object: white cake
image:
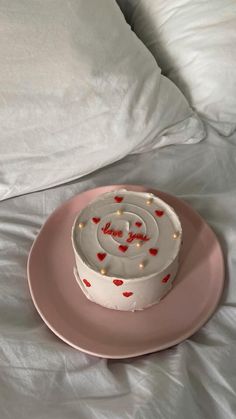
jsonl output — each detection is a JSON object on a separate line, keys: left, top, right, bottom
{"left": 71, "top": 190, "right": 182, "bottom": 311}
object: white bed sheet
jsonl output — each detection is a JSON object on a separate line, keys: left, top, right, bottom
{"left": 0, "top": 125, "right": 236, "bottom": 419}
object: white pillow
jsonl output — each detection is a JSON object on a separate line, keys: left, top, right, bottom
{"left": 118, "top": 0, "right": 236, "bottom": 135}
{"left": 0, "top": 0, "right": 204, "bottom": 200}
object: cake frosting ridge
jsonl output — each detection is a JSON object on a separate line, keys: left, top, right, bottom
{"left": 71, "top": 189, "right": 182, "bottom": 311}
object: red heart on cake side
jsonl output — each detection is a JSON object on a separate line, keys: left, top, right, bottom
{"left": 155, "top": 210, "right": 164, "bottom": 217}
{"left": 113, "top": 279, "right": 124, "bottom": 287}
{"left": 97, "top": 252, "right": 107, "bottom": 261}
{"left": 83, "top": 279, "right": 91, "bottom": 287}
{"left": 162, "top": 274, "right": 171, "bottom": 283}
{"left": 149, "top": 248, "right": 158, "bottom": 256}
{"left": 135, "top": 221, "right": 142, "bottom": 228}
{"left": 114, "top": 196, "right": 123, "bottom": 203}
{"left": 118, "top": 245, "right": 128, "bottom": 253}
{"left": 123, "top": 291, "right": 133, "bottom": 298}
{"left": 92, "top": 217, "right": 100, "bottom": 224}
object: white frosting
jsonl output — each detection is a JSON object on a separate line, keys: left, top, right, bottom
{"left": 71, "top": 190, "right": 182, "bottom": 311}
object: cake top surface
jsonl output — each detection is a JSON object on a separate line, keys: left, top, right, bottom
{"left": 72, "top": 190, "right": 182, "bottom": 279}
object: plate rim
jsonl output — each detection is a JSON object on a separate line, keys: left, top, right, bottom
{"left": 27, "top": 184, "right": 225, "bottom": 358}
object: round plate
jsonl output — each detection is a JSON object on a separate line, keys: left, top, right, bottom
{"left": 27, "top": 185, "right": 224, "bottom": 359}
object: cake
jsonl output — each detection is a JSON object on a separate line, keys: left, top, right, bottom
{"left": 71, "top": 189, "right": 182, "bottom": 311}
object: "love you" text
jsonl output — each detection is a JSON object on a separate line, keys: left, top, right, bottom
{"left": 101, "top": 222, "right": 150, "bottom": 243}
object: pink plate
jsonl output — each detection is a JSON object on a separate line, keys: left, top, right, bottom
{"left": 27, "top": 185, "right": 224, "bottom": 359}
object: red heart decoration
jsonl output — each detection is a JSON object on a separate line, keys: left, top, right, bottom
{"left": 97, "top": 253, "right": 107, "bottom": 261}
{"left": 118, "top": 245, "right": 128, "bottom": 253}
{"left": 135, "top": 221, "right": 142, "bottom": 228}
{"left": 113, "top": 279, "right": 124, "bottom": 287}
{"left": 123, "top": 291, "right": 133, "bottom": 298}
{"left": 162, "top": 274, "right": 171, "bottom": 283}
{"left": 83, "top": 279, "right": 91, "bottom": 287}
{"left": 92, "top": 217, "right": 100, "bottom": 224}
{"left": 149, "top": 248, "right": 158, "bottom": 256}
{"left": 155, "top": 210, "right": 164, "bottom": 217}
{"left": 114, "top": 196, "right": 123, "bottom": 203}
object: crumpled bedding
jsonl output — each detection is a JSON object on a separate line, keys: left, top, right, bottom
{"left": 1, "top": 125, "right": 236, "bottom": 419}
